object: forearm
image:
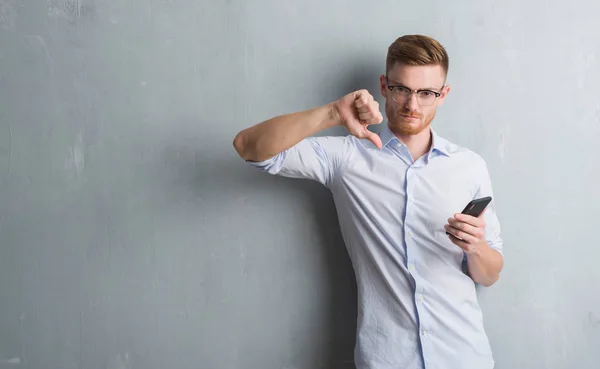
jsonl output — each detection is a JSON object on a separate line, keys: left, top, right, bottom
{"left": 465, "top": 243, "right": 503, "bottom": 286}
{"left": 466, "top": 242, "right": 504, "bottom": 287}
{"left": 233, "top": 103, "right": 340, "bottom": 162}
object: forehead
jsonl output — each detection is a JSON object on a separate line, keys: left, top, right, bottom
{"left": 387, "top": 63, "right": 446, "bottom": 88}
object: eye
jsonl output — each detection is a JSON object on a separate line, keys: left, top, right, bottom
{"left": 418, "top": 90, "right": 435, "bottom": 98}
{"left": 393, "top": 86, "right": 411, "bottom": 94}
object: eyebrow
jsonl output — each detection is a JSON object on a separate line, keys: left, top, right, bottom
{"left": 387, "top": 80, "right": 442, "bottom": 91}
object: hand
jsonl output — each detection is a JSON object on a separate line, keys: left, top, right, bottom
{"left": 333, "top": 90, "right": 384, "bottom": 149}
{"left": 444, "top": 211, "right": 487, "bottom": 254}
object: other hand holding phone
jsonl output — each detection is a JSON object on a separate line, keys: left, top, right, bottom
{"left": 444, "top": 197, "right": 491, "bottom": 254}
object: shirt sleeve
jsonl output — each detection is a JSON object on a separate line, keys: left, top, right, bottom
{"left": 474, "top": 160, "right": 504, "bottom": 256}
{"left": 246, "top": 136, "right": 350, "bottom": 188}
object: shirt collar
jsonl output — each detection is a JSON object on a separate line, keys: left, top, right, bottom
{"left": 379, "top": 124, "right": 454, "bottom": 157}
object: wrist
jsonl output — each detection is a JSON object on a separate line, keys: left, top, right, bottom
{"left": 467, "top": 240, "right": 488, "bottom": 256}
{"left": 324, "top": 102, "right": 343, "bottom": 129}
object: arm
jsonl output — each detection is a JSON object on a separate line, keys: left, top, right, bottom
{"left": 445, "top": 160, "right": 504, "bottom": 287}
{"left": 233, "top": 103, "right": 340, "bottom": 162}
{"left": 233, "top": 90, "right": 383, "bottom": 162}
{"left": 464, "top": 238, "right": 504, "bottom": 287}
{"left": 445, "top": 212, "right": 504, "bottom": 287}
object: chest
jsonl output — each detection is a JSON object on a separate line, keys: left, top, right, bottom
{"left": 334, "top": 151, "right": 480, "bottom": 231}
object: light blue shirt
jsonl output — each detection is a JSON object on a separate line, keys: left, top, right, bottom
{"left": 247, "top": 124, "right": 503, "bottom": 369}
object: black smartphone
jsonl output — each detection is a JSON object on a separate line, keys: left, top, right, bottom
{"left": 446, "top": 196, "right": 492, "bottom": 235}
{"left": 460, "top": 196, "right": 492, "bottom": 217}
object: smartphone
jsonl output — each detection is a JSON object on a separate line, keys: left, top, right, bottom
{"left": 446, "top": 196, "right": 492, "bottom": 235}
{"left": 460, "top": 196, "right": 492, "bottom": 217}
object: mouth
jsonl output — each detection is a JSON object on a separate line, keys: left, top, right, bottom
{"left": 400, "top": 114, "right": 420, "bottom": 121}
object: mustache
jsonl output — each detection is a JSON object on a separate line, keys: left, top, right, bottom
{"left": 397, "top": 111, "right": 422, "bottom": 119}
{"left": 386, "top": 102, "right": 423, "bottom": 119}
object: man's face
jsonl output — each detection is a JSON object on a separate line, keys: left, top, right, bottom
{"left": 379, "top": 63, "right": 450, "bottom": 136}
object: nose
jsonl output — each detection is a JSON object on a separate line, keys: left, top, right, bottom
{"left": 404, "top": 91, "right": 420, "bottom": 112}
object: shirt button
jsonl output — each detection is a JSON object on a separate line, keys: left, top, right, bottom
{"left": 419, "top": 294, "right": 424, "bottom": 302}
{"left": 422, "top": 329, "right": 428, "bottom": 336}
{"left": 408, "top": 231, "right": 413, "bottom": 237}
{"left": 396, "top": 143, "right": 402, "bottom": 148}
{"left": 408, "top": 264, "right": 415, "bottom": 272}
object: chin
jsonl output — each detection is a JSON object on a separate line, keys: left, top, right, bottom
{"left": 390, "top": 121, "right": 430, "bottom": 136}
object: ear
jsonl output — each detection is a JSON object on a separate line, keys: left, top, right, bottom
{"left": 379, "top": 74, "right": 388, "bottom": 98}
{"left": 437, "top": 84, "right": 451, "bottom": 106}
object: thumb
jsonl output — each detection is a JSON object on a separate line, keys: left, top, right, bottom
{"left": 365, "top": 130, "right": 383, "bottom": 150}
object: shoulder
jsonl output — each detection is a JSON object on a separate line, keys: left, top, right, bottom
{"left": 437, "top": 135, "right": 490, "bottom": 179}
{"left": 301, "top": 134, "right": 358, "bottom": 155}
{"left": 305, "top": 134, "right": 382, "bottom": 155}
{"left": 306, "top": 135, "right": 353, "bottom": 145}
{"left": 440, "top": 135, "right": 487, "bottom": 165}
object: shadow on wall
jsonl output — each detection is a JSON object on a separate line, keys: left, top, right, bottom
{"left": 157, "top": 126, "right": 355, "bottom": 369}
{"left": 156, "top": 63, "right": 379, "bottom": 368}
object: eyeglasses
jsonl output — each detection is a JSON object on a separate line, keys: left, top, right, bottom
{"left": 385, "top": 76, "right": 443, "bottom": 106}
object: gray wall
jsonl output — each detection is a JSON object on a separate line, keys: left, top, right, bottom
{"left": 1, "top": 1, "right": 599, "bottom": 368}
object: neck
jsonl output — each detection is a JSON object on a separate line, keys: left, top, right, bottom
{"left": 393, "top": 126, "right": 432, "bottom": 161}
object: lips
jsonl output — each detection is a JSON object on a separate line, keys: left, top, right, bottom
{"left": 400, "top": 114, "right": 420, "bottom": 120}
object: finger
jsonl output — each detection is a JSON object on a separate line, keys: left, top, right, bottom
{"left": 454, "top": 213, "right": 485, "bottom": 228}
{"left": 447, "top": 218, "right": 480, "bottom": 238}
{"left": 354, "top": 91, "right": 371, "bottom": 110}
{"left": 359, "top": 111, "right": 383, "bottom": 125}
{"left": 356, "top": 100, "right": 374, "bottom": 115}
{"left": 445, "top": 224, "right": 478, "bottom": 244}
{"left": 371, "top": 111, "right": 383, "bottom": 124}
{"left": 449, "top": 234, "right": 471, "bottom": 252}
{"left": 358, "top": 112, "right": 373, "bottom": 121}
{"left": 357, "top": 99, "right": 379, "bottom": 114}
{"left": 449, "top": 221, "right": 485, "bottom": 241}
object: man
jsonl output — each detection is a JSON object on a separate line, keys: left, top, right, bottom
{"left": 233, "top": 34, "right": 504, "bottom": 369}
